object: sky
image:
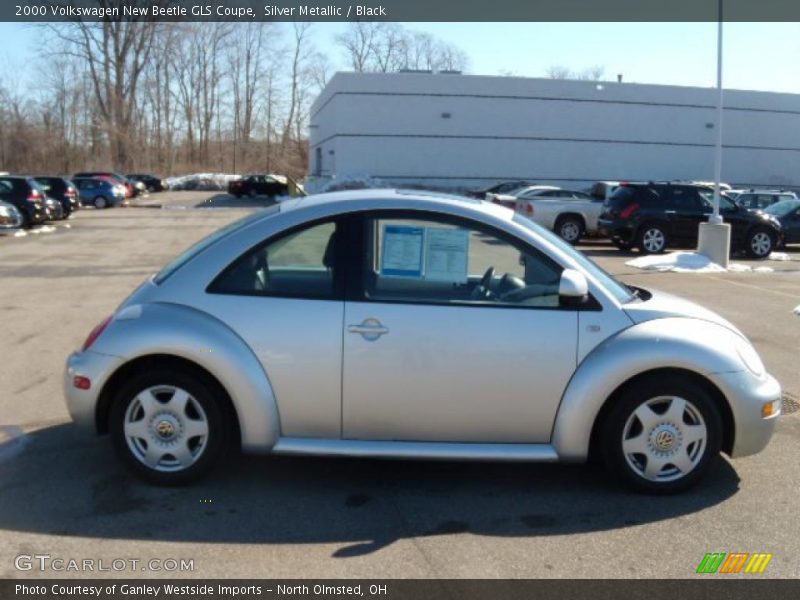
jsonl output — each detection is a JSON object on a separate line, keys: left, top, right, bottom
{"left": 1, "top": 22, "right": 799, "bottom": 94}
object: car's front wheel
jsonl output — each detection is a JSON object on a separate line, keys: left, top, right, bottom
{"left": 109, "top": 368, "right": 229, "bottom": 485}
{"left": 94, "top": 196, "right": 108, "bottom": 209}
{"left": 601, "top": 376, "right": 722, "bottom": 493}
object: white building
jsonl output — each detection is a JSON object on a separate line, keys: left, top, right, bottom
{"left": 309, "top": 72, "right": 800, "bottom": 191}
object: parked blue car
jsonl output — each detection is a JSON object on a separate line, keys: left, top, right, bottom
{"left": 72, "top": 177, "right": 126, "bottom": 209}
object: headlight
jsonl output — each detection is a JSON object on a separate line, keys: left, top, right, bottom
{"left": 735, "top": 338, "right": 765, "bottom": 377}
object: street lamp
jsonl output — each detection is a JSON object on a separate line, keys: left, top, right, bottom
{"left": 697, "top": 0, "right": 732, "bottom": 267}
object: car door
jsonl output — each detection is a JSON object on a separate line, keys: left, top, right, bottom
{"left": 341, "top": 212, "right": 579, "bottom": 444}
{"left": 665, "top": 186, "right": 706, "bottom": 242}
{"left": 784, "top": 207, "right": 800, "bottom": 243}
{"left": 205, "top": 217, "right": 347, "bottom": 438}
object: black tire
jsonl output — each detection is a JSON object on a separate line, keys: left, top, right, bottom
{"left": 109, "top": 367, "right": 230, "bottom": 485}
{"left": 637, "top": 223, "right": 669, "bottom": 254}
{"left": 600, "top": 375, "right": 723, "bottom": 494}
{"left": 745, "top": 228, "right": 775, "bottom": 259}
{"left": 555, "top": 215, "right": 584, "bottom": 244}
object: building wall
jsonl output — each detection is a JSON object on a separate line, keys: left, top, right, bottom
{"left": 309, "top": 72, "right": 800, "bottom": 190}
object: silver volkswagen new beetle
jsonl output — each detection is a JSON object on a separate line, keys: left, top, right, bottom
{"left": 64, "top": 190, "right": 781, "bottom": 493}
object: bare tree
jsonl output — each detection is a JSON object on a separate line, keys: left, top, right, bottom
{"left": 546, "top": 65, "right": 573, "bottom": 80}
{"left": 45, "top": 1, "right": 159, "bottom": 170}
{"left": 335, "top": 22, "right": 378, "bottom": 72}
{"left": 546, "top": 65, "right": 606, "bottom": 81}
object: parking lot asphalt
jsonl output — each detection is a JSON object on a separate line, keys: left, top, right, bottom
{"left": 1, "top": 192, "right": 799, "bottom": 579}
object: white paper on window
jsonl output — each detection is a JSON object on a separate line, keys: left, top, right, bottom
{"left": 424, "top": 227, "right": 469, "bottom": 283}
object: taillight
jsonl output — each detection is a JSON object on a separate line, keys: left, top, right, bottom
{"left": 27, "top": 190, "right": 42, "bottom": 203}
{"left": 82, "top": 315, "right": 113, "bottom": 351}
{"left": 66, "top": 188, "right": 76, "bottom": 197}
{"left": 620, "top": 203, "right": 640, "bottom": 219}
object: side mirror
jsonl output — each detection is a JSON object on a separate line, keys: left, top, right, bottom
{"left": 559, "top": 268, "right": 589, "bottom": 299}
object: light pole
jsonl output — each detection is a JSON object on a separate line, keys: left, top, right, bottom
{"left": 710, "top": 0, "right": 724, "bottom": 225}
{"left": 697, "top": 0, "right": 732, "bottom": 267}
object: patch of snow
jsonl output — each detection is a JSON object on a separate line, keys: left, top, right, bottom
{"left": 767, "top": 252, "right": 792, "bottom": 261}
{"left": 304, "top": 174, "right": 387, "bottom": 194}
{"left": 164, "top": 173, "right": 241, "bottom": 191}
{"left": 13, "top": 230, "right": 27, "bottom": 237}
{"left": 794, "top": 305, "right": 800, "bottom": 315}
{"left": 626, "top": 252, "right": 727, "bottom": 273}
{"left": 626, "top": 251, "right": 775, "bottom": 273}
{"left": 30, "top": 225, "right": 56, "bottom": 234}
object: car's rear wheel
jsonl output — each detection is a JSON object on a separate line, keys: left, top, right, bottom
{"left": 94, "top": 196, "right": 108, "bottom": 209}
{"left": 746, "top": 228, "right": 775, "bottom": 259}
{"left": 555, "top": 216, "right": 584, "bottom": 244}
{"left": 637, "top": 223, "right": 668, "bottom": 254}
{"left": 601, "top": 376, "right": 722, "bottom": 493}
{"left": 109, "top": 368, "right": 229, "bottom": 485}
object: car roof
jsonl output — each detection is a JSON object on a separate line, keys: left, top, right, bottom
{"left": 278, "top": 188, "right": 510, "bottom": 220}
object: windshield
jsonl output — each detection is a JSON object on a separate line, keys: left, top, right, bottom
{"left": 513, "top": 213, "right": 634, "bottom": 303}
{"left": 153, "top": 206, "right": 280, "bottom": 284}
{"left": 765, "top": 198, "right": 800, "bottom": 217}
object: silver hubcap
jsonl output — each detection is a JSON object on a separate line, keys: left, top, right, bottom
{"left": 750, "top": 232, "right": 771, "bottom": 256}
{"left": 95, "top": 197, "right": 106, "bottom": 208}
{"left": 560, "top": 221, "right": 580, "bottom": 242}
{"left": 622, "top": 396, "right": 707, "bottom": 482}
{"left": 642, "top": 228, "right": 665, "bottom": 252}
{"left": 123, "top": 385, "right": 209, "bottom": 472}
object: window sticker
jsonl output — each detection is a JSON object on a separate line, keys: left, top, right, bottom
{"left": 381, "top": 225, "right": 424, "bottom": 277}
{"left": 424, "top": 227, "right": 469, "bottom": 283}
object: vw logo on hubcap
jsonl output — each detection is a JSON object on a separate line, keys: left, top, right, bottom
{"left": 654, "top": 429, "right": 675, "bottom": 451}
{"left": 155, "top": 419, "right": 176, "bottom": 440}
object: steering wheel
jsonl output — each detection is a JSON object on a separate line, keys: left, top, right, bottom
{"left": 471, "top": 266, "right": 495, "bottom": 300}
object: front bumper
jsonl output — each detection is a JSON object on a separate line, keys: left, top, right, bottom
{"left": 64, "top": 350, "right": 123, "bottom": 431}
{"left": 708, "top": 370, "right": 781, "bottom": 458}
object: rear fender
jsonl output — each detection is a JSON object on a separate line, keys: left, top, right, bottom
{"left": 93, "top": 302, "right": 280, "bottom": 452}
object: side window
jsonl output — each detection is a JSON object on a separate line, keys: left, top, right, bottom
{"left": 668, "top": 188, "right": 702, "bottom": 210}
{"left": 363, "top": 216, "right": 563, "bottom": 308}
{"left": 211, "top": 220, "right": 339, "bottom": 298}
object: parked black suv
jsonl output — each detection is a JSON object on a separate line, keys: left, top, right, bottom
{"left": 598, "top": 182, "right": 783, "bottom": 258}
{"left": 34, "top": 176, "right": 80, "bottom": 217}
{"left": 0, "top": 176, "right": 47, "bottom": 228}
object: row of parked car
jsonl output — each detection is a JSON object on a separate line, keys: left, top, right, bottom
{"left": 468, "top": 180, "right": 800, "bottom": 259}
{"left": 0, "top": 172, "right": 165, "bottom": 230}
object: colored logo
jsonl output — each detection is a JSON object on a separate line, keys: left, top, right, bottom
{"left": 696, "top": 552, "right": 772, "bottom": 574}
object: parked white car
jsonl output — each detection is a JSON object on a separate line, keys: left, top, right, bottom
{"left": 487, "top": 185, "right": 559, "bottom": 210}
{"left": 515, "top": 189, "right": 604, "bottom": 243}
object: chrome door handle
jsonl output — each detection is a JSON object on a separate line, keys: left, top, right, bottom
{"left": 347, "top": 318, "right": 389, "bottom": 341}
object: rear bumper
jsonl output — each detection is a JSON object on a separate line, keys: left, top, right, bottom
{"left": 707, "top": 371, "right": 781, "bottom": 459}
{"left": 597, "top": 218, "right": 634, "bottom": 243}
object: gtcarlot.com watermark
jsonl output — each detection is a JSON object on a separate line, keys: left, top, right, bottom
{"left": 14, "top": 554, "right": 194, "bottom": 573}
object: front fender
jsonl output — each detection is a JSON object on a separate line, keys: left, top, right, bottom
{"left": 92, "top": 302, "right": 280, "bottom": 453}
{"left": 552, "top": 317, "right": 746, "bottom": 461}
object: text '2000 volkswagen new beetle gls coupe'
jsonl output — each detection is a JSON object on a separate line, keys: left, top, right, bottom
{"left": 64, "top": 190, "right": 781, "bottom": 493}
